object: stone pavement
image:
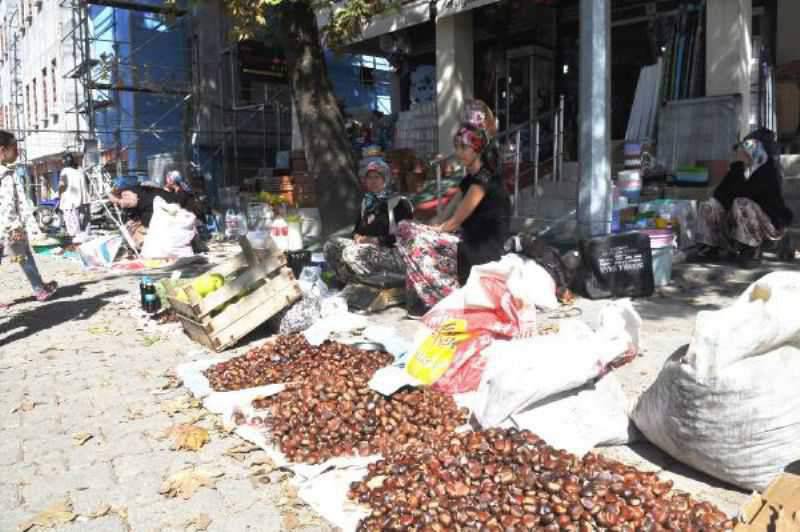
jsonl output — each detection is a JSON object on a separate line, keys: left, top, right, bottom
{"left": 0, "top": 254, "right": 334, "bottom": 532}
{"left": 1, "top": 252, "right": 795, "bottom": 531}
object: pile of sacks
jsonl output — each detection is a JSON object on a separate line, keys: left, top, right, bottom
{"left": 371, "top": 254, "right": 641, "bottom": 456}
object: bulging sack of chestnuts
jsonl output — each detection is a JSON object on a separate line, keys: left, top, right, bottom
{"left": 633, "top": 272, "right": 800, "bottom": 492}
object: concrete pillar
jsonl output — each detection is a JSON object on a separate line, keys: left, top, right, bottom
{"left": 777, "top": 0, "right": 800, "bottom": 66}
{"left": 577, "top": 0, "right": 612, "bottom": 238}
{"left": 436, "top": 12, "right": 474, "bottom": 156}
{"left": 706, "top": 0, "right": 752, "bottom": 137}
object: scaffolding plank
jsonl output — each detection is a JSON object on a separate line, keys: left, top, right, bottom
{"left": 89, "top": 82, "right": 190, "bottom": 96}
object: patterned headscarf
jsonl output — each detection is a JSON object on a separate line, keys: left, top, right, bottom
{"left": 461, "top": 100, "right": 497, "bottom": 139}
{"left": 359, "top": 156, "right": 392, "bottom": 214}
{"left": 739, "top": 139, "right": 769, "bottom": 179}
{"left": 454, "top": 123, "right": 488, "bottom": 153}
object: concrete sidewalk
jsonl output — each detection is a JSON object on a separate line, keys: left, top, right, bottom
{"left": 0, "top": 253, "right": 793, "bottom": 530}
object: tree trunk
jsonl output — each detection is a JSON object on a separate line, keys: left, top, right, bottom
{"left": 276, "top": 2, "right": 360, "bottom": 238}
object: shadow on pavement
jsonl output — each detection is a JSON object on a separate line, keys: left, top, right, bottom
{"left": 6, "top": 279, "right": 104, "bottom": 307}
{"left": 0, "top": 289, "right": 126, "bottom": 346}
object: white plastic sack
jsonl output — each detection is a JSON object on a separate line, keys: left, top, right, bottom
{"left": 474, "top": 301, "right": 641, "bottom": 428}
{"left": 141, "top": 197, "right": 196, "bottom": 259}
{"left": 632, "top": 272, "right": 800, "bottom": 492}
{"left": 464, "top": 254, "right": 558, "bottom": 311}
{"left": 511, "top": 373, "right": 633, "bottom": 456}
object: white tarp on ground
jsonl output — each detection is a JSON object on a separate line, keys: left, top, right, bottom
{"left": 177, "top": 358, "right": 374, "bottom": 531}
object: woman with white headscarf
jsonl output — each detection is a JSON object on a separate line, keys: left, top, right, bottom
{"left": 695, "top": 132, "right": 793, "bottom": 266}
{"left": 323, "top": 149, "right": 413, "bottom": 284}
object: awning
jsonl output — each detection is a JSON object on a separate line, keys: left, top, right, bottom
{"left": 317, "top": 0, "right": 431, "bottom": 45}
{"left": 435, "top": 0, "right": 499, "bottom": 20}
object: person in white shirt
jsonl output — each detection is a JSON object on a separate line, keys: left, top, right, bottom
{"left": 0, "top": 130, "right": 57, "bottom": 306}
{"left": 59, "top": 153, "right": 90, "bottom": 239}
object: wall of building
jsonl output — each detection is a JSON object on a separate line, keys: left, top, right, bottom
{"left": 0, "top": 0, "right": 86, "bottom": 162}
{"left": 776, "top": 0, "right": 800, "bottom": 66}
{"left": 706, "top": 0, "right": 752, "bottom": 137}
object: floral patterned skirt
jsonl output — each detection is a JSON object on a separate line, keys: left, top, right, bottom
{"left": 697, "top": 197, "right": 784, "bottom": 250}
{"left": 323, "top": 237, "right": 405, "bottom": 285}
{"left": 395, "top": 221, "right": 460, "bottom": 307}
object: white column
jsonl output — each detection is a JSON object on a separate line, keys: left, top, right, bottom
{"left": 706, "top": 0, "right": 752, "bottom": 137}
{"left": 777, "top": 0, "right": 800, "bottom": 66}
{"left": 436, "top": 12, "right": 474, "bottom": 156}
{"left": 577, "top": 0, "right": 611, "bottom": 238}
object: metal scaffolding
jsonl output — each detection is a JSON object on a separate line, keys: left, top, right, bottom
{"left": 59, "top": 0, "right": 192, "bottom": 177}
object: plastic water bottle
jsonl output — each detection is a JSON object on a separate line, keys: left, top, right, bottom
{"left": 225, "top": 209, "right": 242, "bottom": 240}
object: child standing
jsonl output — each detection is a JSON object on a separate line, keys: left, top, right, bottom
{"left": 0, "top": 130, "right": 57, "bottom": 305}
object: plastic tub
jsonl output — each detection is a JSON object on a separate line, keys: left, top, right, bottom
{"left": 646, "top": 230, "right": 674, "bottom": 287}
{"left": 617, "top": 170, "right": 642, "bottom": 204}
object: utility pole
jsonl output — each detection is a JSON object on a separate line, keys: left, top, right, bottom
{"left": 577, "top": 0, "right": 612, "bottom": 238}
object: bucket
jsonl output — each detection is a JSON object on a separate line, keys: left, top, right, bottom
{"left": 624, "top": 143, "right": 643, "bottom": 169}
{"left": 617, "top": 170, "right": 642, "bottom": 204}
{"left": 646, "top": 230, "right": 674, "bottom": 287}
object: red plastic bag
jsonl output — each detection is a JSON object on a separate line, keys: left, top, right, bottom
{"left": 413, "top": 266, "right": 537, "bottom": 394}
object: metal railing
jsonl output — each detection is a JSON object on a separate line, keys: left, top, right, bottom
{"left": 431, "top": 95, "right": 566, "bottom": 217}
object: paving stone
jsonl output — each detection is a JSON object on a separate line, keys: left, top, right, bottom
{"left": 58, "top": 515, "right": 129, "bottom": 532}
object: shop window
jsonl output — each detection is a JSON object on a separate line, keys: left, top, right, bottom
{"left": 32, "top": 77, "right": 37, "bottom": 125}
{"left": 42, "top": 67, "right": 47, "bottom": 119}
{"left": 51, "top": 59, "right": 57, "bottom": 105}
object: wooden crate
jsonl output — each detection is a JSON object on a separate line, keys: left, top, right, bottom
{"left": 164, "top": 238, "right": 301, "bottom": 352}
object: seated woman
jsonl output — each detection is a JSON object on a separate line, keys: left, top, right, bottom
{"left": 696, "top": 133, "right": 793, "bottom": 266}
{"left": 324, "top": 155, "right": 413, "bottom": 284}
{"left": 108, "top": 184, "right": 199, "bottom": 249}
{"left": 397, "top": 122, "right": 511, "bottom": 309}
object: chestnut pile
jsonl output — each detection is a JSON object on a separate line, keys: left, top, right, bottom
{"left": 349, "top": 429, "right": 734, "bottom": 532}
{"left": 205, "top": 335, "right": 393, "bottom": 391}
{"left": 251, "top": 364, "right": 469, "bottom": 464}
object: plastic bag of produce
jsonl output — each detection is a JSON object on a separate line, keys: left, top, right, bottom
{"left": 632, "top": 272, "right": 800, "bottom": 492}
{"left": 474, "top": 300, "right": 640, "bottom": 427}
{"left": 406, "top": 256, "right": 539, "bottom": 394}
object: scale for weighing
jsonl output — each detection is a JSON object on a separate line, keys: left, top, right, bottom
{"left": 341, "top": 272, "right": 406, "bottom": 313}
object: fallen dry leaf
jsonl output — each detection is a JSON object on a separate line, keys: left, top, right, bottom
{"left": 87, "top": 503, "right": 111, "bottom": 518}
{"left": 223, "top": 442, "right": 259, "bottom": 462}
{"left": 161, "top": 397, "right": 202, "bottom": 416}
{"left": 185, "top": 513, "right": 212, "bottom": 531}
{"left": 11, "top": 400, "right": 40, "bottom": 414}
{"left": 18, "top": 500, "right": 77, "bottom": 531}
{"left": 168, "top": 424, "right": 209, "bottom": 451}
{"left": 72, "top": 432, "right": 94, "bottom": 446}
{"left": 160, "top": 468, "right": 223, "bottom": 499}
{"left": 281, "top": 512, "right": 301, "bottom": 530}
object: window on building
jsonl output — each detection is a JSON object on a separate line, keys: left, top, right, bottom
{"left": 32, "top": 77, "right": 37, "bottom": 124}
{"left": 42, "top": 67, "right": 47, "bottom": 118}
{"left": 25, "top": 84, "right": 30, "bottom": 125}
{"left": 51, "top": 59, "right": 57, "bottom": 105}
{"left": 19, "top": 1, "right": 25, "bottom": 25}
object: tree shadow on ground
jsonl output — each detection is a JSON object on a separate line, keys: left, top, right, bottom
{"left": 0, "top": 289, "right": 126, "bottom": 346}
{"left": 612, "top": 439, "right": 748, "bottom": 495}
{"left": 629, "top": 259, "right": 800, "bottom": 323}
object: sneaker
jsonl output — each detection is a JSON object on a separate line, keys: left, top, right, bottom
{"left": 34, "top": 281, "right": 58, "bottom": 302}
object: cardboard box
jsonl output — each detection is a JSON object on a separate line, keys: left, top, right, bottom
{"left": 735, "top": 473, "right": 800, "bottom": 532}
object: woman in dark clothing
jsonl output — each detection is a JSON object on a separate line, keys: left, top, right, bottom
{"left": 696, "top": 135, "right": 793, "bottom": 265}
{"left": 324, "top": 155, "right": 412, "bottom": 284}
{"left": 396, "top": 122, "right": 511, "bottom": 309}
{"left": 438, "top": 123, "right": 511, "bottom": 284}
